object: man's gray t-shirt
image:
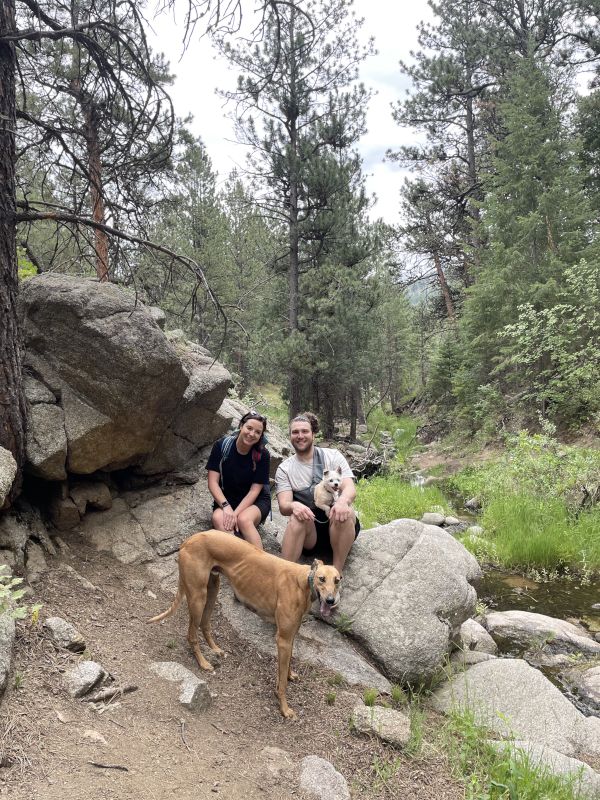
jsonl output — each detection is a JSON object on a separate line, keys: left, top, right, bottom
{"left": 275, "top": 447, "right": 354, "bottom": 496}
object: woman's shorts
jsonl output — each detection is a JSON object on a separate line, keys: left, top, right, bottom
{"left": 212, "top": 495, "right": 271, "bottom": 524}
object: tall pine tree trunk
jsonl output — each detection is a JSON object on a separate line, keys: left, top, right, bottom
{"left": 349, "top": 385, "right": 359, "bottom": 441}
{"left": 83, "top": 100, "right": 109, "bottom": 281}
{"left": 0, "top": 0, "right": 26, "bottom": 499}
{"left": 287, "top": 7, "right": 302, "bottom": 418}
{"left": 433, "top": 252, "right": 455, "bottom": 321}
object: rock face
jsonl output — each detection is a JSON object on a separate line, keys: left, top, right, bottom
{"left": 337, "top": 519, "right": 481, "bottom": 684}
{"left": 18, "top": 275, "right": 231, "bottom": 478}
{"left": 0, "top": 447, "right": 17, "bottom": 508}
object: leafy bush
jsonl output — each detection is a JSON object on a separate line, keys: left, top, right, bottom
{"left": 0, "top": 565, "right": 42, "bottom": 621}
{"left": 355, "top": 476, "right": 450, "bottom": 529}
{"left": 448, "top": 430, "right": 600, "bottom": 512}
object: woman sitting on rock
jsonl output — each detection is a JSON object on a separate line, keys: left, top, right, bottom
{"left": 206, "top": 412, "right": 271, "bottom": 548}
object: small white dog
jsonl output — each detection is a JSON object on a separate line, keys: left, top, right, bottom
{"left": 314, "top": 466, "right": 343, "bottom": 518}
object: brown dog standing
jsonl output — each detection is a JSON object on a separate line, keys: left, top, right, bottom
{"left": 148, "top": 530, "right": 341, "bottom": 719}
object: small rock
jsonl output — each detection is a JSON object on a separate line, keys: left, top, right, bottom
{"left": 147, "top": 590, "right": 157, "bottom": 600}
{"left": 444, "top": 516, "right": 461, "bottom": 526}
{"left": 260, "top": 746, "right": 294, "bottom": 778}
{"left": 54, "top": 563, "right": 97, "bottom": 592}
{"left": 149, "top": 661, "right": 211, "bottom": 711}
{"left": 421, "top": 512, "right": 445, "bottom": 527}
{"left": 25, "top": 541, "right": 47, "bottom": 584}
{"left": 82, "top": 729, "right": 107, "bottom": 745}
{"left": 458, "top": 619, "right": 498, "bottom": 655}
{"left": 450, "top": 650, "right": 497, "bottom": 668}
{"left": 352, "top": 703, "right": 411, "bottom": 747}
{"left": 564, "top": 664, "right": 600, "bottom": 709}
{"left": 44, "top": 617, "right": 86, "bottom": 652}
{"left": 64, "top": 661, "right": 106, "bottom": 698}
{"left": 466, "top": 525, "right": 483, "bottom": 536}
{"left": 299, "top": 756, "right": 350, "bottom": 800}
{"left": 465, "top": 497, "right": 481, "bottom": 511}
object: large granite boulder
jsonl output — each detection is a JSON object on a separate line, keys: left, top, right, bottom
{"left": 18, "top": 275, "right": 232, "bottom": 478}
{"left": 0, "top": 447, "right": 17, "bottom": 508}
{"left": 431, "top": 658, "right": 600, "bottom": 759}
{"left": 138, "top": 331, "right": 232, "bottom": 474}
{"left": 337, "top": 519, "right": 481, "bottom": 684}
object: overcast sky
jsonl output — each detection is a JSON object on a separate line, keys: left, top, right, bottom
{"left": 149, "top": 0, "right": 433, "bottom": 224}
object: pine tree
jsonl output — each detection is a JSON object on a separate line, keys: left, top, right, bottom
{"left": 217, "top": 0, "right": 373, "bottom": 416}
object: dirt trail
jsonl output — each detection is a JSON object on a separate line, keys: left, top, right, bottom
{"left": 0, "top": 534, "right": 461, "bottom": 800}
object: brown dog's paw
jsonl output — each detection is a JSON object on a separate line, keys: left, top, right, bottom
{"left": 281, "top": 706, "right": 297, "bottom": 720}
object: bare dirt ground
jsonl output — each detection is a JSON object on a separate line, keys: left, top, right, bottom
{"left": 0, "top": 534, "right": 463, "bottom": 800}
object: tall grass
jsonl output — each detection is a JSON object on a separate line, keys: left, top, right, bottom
{"left": 356, "top": 476, "right": 450, "bottom": 529}
{"left": 461, "top": 494, "right": 600, "bottom": 573}
{"left": 365, "top": 409, "right": 418, "bottom": 465}
{"left": 442, "top": 707, "right": 591, "bottom": 800}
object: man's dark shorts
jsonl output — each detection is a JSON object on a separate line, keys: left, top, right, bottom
{"left": 302, "top": 508, "right": 360, "bottom": 559}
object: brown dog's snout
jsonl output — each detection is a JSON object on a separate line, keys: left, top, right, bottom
{"left": 325, "top": 595, "right": 336, "bottom": 606}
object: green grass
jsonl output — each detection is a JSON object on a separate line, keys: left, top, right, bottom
{"left": 365, "top": 409, "right": 418, "bottom": 464}
{"left": 459, "top": 493, "right": 600, "bottom": 574}
{"left": 441, "top": 707, "right": 590, "bottom": 800}
{"left": 355, "top": 475, "right": 451, "bottom": 529}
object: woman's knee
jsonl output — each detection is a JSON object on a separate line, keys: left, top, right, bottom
{"left": 212, "top": 509, "right": 227, "bottom": 531}
{"left": 236, "top": 507, "right": 260, "bottom": 532}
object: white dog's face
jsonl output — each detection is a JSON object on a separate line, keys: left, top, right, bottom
{"left": 323, "top": 467, "right": 342, "bottom": 492}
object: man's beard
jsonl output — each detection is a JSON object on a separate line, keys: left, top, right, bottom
{"left": 293, "top": 440, "right": 313, "bottom": 454}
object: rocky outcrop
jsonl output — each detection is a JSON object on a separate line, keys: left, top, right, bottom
{"left": 18, "top": 275, "right": 232, "bottom": 479}
{"left": 0, "top": 614, "right": 15, "bottom": 697}
{"left": 335, "top": 519, "right": 481, "bottom": 684}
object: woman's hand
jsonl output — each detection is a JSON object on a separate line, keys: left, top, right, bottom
{"left": 222, "top": 507, "right": 238, "bottom": 531}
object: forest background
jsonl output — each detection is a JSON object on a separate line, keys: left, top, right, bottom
{"left": 2, "top": 0, "right": 600, "bottom": 477}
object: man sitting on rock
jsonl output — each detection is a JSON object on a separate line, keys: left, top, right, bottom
{"left": 276, "top": 412, "right": 359, "bottom": 573}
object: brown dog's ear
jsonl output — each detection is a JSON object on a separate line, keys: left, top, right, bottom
{"left": 311, "top": 558, "right": 324, "bottom": 571}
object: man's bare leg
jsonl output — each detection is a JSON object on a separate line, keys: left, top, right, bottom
{"left": 329, "top": 513, "right": 356, "bottom": 573}
{"left": 281, "top": 516, "right": 317, "bottom": 562}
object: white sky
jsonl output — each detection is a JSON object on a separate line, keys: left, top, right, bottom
{"left": 149, "top": 0, "right": 433, "bottom": 224}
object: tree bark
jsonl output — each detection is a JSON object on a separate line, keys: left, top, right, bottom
{"left": 349, "top": 385, "right": 358, "bottom": 441}
{"left": 287, "top": 6, "right": 302, "bottom": 419}
{"left": 0, "top": 0, "right": 26, "bottom": 498}
{"left": 433, "top": 252, "right": 456, "bottom": 321}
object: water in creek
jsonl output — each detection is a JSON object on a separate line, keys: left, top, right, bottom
{"left": 474, "top": 569, "right": 600, "bottom": 625}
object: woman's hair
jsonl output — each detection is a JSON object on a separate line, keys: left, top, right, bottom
{"left": 239, "top": 410, "right": 267, "bottom": 432}
{"left": 290, "top": 411, "right": 319, "bottom": 434}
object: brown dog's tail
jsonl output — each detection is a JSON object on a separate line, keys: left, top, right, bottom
{"left": 147, "top": 582, "right": 183, "bottom": 624}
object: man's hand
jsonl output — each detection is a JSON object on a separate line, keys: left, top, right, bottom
{"left": 291, "top": 501, "right": 315, "bottom": 522}
{"left": 330, "top": 498, "right": 352, "bottom": 523}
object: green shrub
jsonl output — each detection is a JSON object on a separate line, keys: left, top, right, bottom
{"left": 356, "top": 476, "right": 450, "bottom": 529}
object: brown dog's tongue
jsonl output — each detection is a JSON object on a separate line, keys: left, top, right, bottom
{"left": 320, "top": 601, "right": 332, "bottom": 618}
